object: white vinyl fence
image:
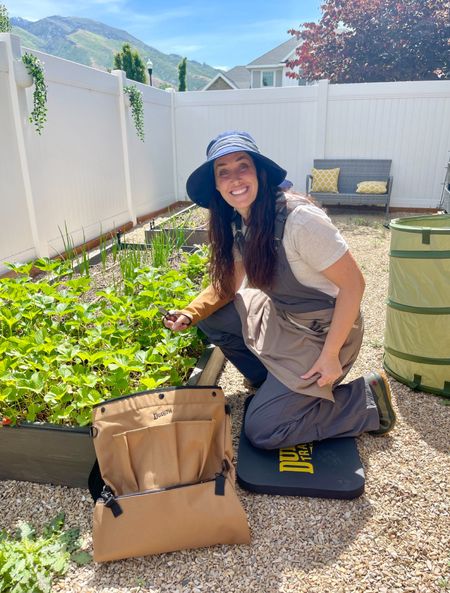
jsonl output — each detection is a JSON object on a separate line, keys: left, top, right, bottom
{"left": 0, "top": 33, "right": 175, "bottom": 271}
{"left": 174, "top": 80, "right": 450, "bottom": 213}
{"left": 1, "top": 32, "right": 450, "bottom": 273}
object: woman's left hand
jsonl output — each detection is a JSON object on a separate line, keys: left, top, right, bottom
{"left": 301, "top": 352, "right": 343, "bottom": 388}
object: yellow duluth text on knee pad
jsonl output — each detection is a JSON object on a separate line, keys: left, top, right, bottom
{"left": 279, "top": 443, "right": 314, "bottom": 473}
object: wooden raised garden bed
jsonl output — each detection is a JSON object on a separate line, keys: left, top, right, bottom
{"left": 144, "top": 204, "right": 209, "bottom": 249}
{"left": 0, "top": 237, "right": 223, "bottom": 489}
{"left": 0, "top": 345, "right": 224, "bottom": 488}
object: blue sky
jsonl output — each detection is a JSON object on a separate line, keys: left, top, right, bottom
{"left": 7, "top": 0, "right": 322, "bottom": 69}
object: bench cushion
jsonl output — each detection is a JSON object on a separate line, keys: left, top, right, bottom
{"left": 311, "top": 167, "right": 340, "bottom": 193}
{"left": 356, "top": 181, "right": 388, "bottom": 194}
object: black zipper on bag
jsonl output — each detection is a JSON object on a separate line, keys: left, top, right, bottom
{"left": 98, "top": 463, "right": 229, "bottom": 518}
{"left": 99, "top": 486, "right": 123, "bottom": 518}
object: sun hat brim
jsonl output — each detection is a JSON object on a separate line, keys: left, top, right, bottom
{"left": 186, "top": 144, "right": 287, "bottom": 208}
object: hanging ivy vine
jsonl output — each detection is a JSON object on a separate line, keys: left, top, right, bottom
{"left": 124, "top": 84, "right": 145, "bottom": 142}
{"left": 21, "top": 53, "right": 48, "bottom": 135}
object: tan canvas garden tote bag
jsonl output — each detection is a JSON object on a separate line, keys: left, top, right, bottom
{"left": 91, "top": 385, "right": 250, "bottom": 562}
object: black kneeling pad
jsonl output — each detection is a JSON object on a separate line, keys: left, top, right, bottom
{"left": 236, "top": 397, "right": 365, "bottom": 499}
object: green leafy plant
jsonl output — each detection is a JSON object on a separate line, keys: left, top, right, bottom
{"left": 99, "top": 231, "right": 109, "bottom": 272}
{"left": 21, "top": 53, "right": 48, "bottom": 135}
{"left": 150, "top": 228, "right": 185, "bottom": 268}
{"left": 117, "top": 244, "right": 152, "bottom": 289}
{"left": 114, "top": 43, "right": 147, "bottom": 83}
{"left": 58, "top": 222, "right": 76, "bottom": 271}
{"left": 0, "top": 248, "right": 208, "bottom": 426}
{"left": 0, "top": 512, "right": 90, "bottom": 593}
{"left": 78, "top": 230, "right": 90, "bottom": 278}
{"left": 0, "top": 4, "right": 11, "bottom": 32}
{"left": 180, "top": 244, "right": 210, "bottom": 288}
{"left": 124, "top": 84, "right": 144, "bottom": 141}
{"left": 178, "top": 56, "right": 187, "bottom": 91}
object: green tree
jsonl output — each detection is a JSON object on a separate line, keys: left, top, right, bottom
{"left": 178, "top": 57, "right": 187, "bottom": 91}
{"left": 287, "top": 0, "right": 449, "bottom": 83}
{"left": 113, "top": 43, "right": 147, "bottom": 83}
{"left": 0, "top": 3, "right": 11, "bottom": 32}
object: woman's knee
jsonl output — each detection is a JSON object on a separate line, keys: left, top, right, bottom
{"left": 244, "top": 412, "right": 285, "bottom": 449}
{"left": 244, "top": 397, "right": 319, "bottom": 449}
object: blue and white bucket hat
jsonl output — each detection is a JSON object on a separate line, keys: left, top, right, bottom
{"left": 186, "top": 130, "right": 287, "bottom": 207}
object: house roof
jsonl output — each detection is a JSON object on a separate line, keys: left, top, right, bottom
{"left": 247, "top": 37, "right": 300, "bottom": 68}
{"left": 202, "top": 66, "right": 250, "bottom": 91}
{"left": 202, "top": 73, "right": 237, "bottom": 90}
{"left": 223, "top": 66, "right": 251, "bottom": 88}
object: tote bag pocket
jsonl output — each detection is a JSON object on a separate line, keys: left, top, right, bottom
{"left": 112, "top": 419, "right": 216, "bottom": 494}
{"left": 93, "top": 476, "right": 251, "bottom": 562}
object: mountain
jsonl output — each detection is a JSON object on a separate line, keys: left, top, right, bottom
{"left": 10, "top": 16, "right": 219, "bottom": 90}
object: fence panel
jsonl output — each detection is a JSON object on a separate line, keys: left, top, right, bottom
{"left": 127, "top": 83, "right": 175, "bottom": 219}
{"left": 0, "top": 37, "right": 36, "bottom": 267}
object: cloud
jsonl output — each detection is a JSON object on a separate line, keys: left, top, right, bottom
{"left": 8, "top": 0, "right": 126, "bottom": 20}
{"left": 123, "top": 7, "right": 193, "bottom": 27}
{"left": 170, "top": 44, "right": 203, "bottom": 55}
{"left": 146, "top": 36, "right": 203, "bottom": 56}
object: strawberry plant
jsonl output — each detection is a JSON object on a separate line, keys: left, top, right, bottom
{"left": 0, "top": 249, "right": 208, "bottom": 426}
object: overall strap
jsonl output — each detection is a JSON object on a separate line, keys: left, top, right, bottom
{"left": 231, "top": 210, "right": 245, "bottom": 255}
{"left": 232, "top": 196, "right": 291, "bottom": 255}
{"left": 273, "top": 200, "right": 289, "bottom": 251}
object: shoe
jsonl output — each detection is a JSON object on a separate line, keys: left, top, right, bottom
{"left": 367, "top": 371, "right": 396, "bottom": 435}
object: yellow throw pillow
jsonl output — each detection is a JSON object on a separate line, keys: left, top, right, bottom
{"left": 356, "top": 181, "right": 387, "bottom": 194}
{"left": 311, "top": 168, "right": 340, "bottom": 193}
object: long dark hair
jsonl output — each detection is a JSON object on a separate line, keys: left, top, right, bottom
{"left": 208, "top": 160, "right": 279, "bottom": 298}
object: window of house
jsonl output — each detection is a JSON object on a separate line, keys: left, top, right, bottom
{"left": 261, "top": 71, "right": 275, "bottom": 87}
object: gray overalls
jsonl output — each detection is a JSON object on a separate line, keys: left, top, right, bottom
{"left": 198, "top": 199, "right": 379, "bottom": 448}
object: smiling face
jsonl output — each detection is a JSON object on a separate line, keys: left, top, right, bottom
{"left": 213, "top": 151, "right": 258, "bottom": 221}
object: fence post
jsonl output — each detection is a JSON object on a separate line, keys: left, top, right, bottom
{"left": 1, "top": 33, "right": 48, "bottom": 258}
{"left": 169, "top": 88, "right": 180, "bottom": 201}
{"left": 112, "top": 69, "right": 136, "bottom": 225}
{"left": 314, "top": 79, "right": 330, "bottom": 159}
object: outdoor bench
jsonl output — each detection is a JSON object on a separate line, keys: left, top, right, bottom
{"left": 306, "top": 158, "right": 393, "bottom": 217}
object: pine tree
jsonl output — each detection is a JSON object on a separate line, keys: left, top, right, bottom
{"left": 0, "top": 4, "right": 11, "bottom": 33}
{"left": 178, "top": 57, "right": 187, "bottom": 92}
{"left": 113, "top": 43, "right": 147, "bottom": 83}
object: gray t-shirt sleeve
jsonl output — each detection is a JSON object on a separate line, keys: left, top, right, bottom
{"left": 283, "top": 203, "right": 348, "bottom": 296}
{"left": 284, "top": 204, "right": 348, "bottom": 270}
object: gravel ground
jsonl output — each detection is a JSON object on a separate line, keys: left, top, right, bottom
{"left": 1, "top": 209, "right": 449, "bottom": 593}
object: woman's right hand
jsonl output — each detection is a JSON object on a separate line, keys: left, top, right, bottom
{"left": 163, "top": 312, "right": 192, "bottom": 332}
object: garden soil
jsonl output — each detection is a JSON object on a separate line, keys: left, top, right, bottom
{"left": 1, "top": 210, "right": 449, "bottom": 593}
